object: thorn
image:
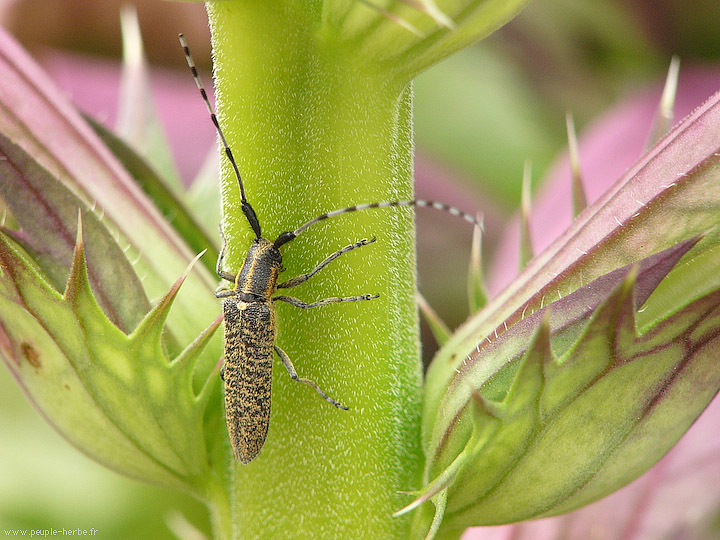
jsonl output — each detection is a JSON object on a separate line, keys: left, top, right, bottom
{"left": 519, "top": 160, "right": 534, "bottom": 270}
{"left": 173, "top": 313, "right": 222, "bottom": 371}
{"left": 399, "top": 0, "right": 455, "bottom": 29}
{"left": 467, "top": 214, "right": 487, "bottom": 315}
{"left": 182, "top": 249, "right": 208, "bottom": 282}
{"left": 120, "top": 5, "right": 143, "bottom": 71}
{"left": 396, "top": 489, "right": 422, "bottom": 496}
{"left": 393, "top": 459, "right": 457, "bottom": 519}
{"left": 565, "top": 112, "right": 587, "bottom": 217}
{"left": 64, "top": 209, "right": 88, "bottom": 303}
{"left": 129, "top": 249, "right": 208, "bottom": 346}
{"left": 191, "top": 315, "right": 224, "bottom": 406}
{"left": 358, "top": 0, "right": 425, "bottom": 36}
{"left": 75, "top": 209, "right": 84, "bottom": 251}
{"left": 646, "top": 56, "right": 680, "bottom": 149}
{"left": 416, "top": 292, "right": 451, "bottom": 346}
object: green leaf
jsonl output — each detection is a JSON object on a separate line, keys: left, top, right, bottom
{"left": 86, "top": 116, "right": 219, "bottom": 275}
{"left": 0, "top": 28, "right": 219, "bottom": 349}
{"left": 0, "top": 132, "right": 150, "bottom": 334}
{"left": 117, "top": 5, "right": 183, "bottom": 191}
{"left": 186, "top": 148, "right": 222, "bottom": 243}
{"left": 426, "top": 89, "right": 720, "bottom": 459}
{"left": 0, "top": 224, "right": 221, "bottom": 492}
{"left": 323, "top": 0, "right": 533, "bottom": 80}
{"left": 414, "top": 238, "right": 720, "bottom": 532}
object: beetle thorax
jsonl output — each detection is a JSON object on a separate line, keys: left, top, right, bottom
{"left": 234, "top": 237, "right": 283, "bottom": 301}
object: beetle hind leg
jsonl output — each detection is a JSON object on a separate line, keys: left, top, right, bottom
{"left": 274, "top": 345, "right": 348, "bottom": 410}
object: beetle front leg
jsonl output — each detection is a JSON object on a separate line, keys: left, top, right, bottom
{"left": 216, "top": 224, "right": 237, "bottom": 283}
{"left": 215, "top": 287, "right": 237, "bottom": 299}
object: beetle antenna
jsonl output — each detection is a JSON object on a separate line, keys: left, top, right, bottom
{"left": 274, "top": 200, "right": 480, "bottom": 248}
{"left": 178, "top": 33, "right": 262, "bottom": 239}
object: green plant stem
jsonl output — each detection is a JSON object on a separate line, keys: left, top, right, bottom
{"left": 207, "top": 2, "right": 424, "bottom": 538}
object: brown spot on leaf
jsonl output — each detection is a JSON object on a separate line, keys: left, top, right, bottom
{"left": 20, "top": 342, "right": 41, "bottom": 369}
{"left": 64, "top": 384, "right": 71, "bottom": 391}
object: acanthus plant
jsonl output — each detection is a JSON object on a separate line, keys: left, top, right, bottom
{"left": 1, "top": 1, "right": 720, "bottom": 540}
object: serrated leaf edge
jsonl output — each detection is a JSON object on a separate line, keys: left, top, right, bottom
{"left": 129, "top": 249, "right": 207, "bottom": 351}
{"left": 399, "top": 314, "right": 552, "bottom": 524}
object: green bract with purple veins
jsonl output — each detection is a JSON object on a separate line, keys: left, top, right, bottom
{"left": 410, "top": 237, "right": 720, "bottom": 530}
{"left": 412, "top": 83, "right": 720, "bottom": 538}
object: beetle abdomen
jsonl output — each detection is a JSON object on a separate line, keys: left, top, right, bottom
{"left": 222, "top": 298, "right": 276, "bottom": 463}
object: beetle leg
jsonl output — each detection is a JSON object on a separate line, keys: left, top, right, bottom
{"left": 274, "top": 345, "right": 348, "bottom": 410}
{"left": 277, "top": 237, "right": 376, "bottom": 289}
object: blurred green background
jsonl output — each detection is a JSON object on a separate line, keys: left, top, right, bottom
{"left": 1, "top": 0, "right": 719, "bottom": 538}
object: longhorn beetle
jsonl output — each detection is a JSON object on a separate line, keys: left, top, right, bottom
{"left": 180, "top": 34, "right": 480, "bottom": 463}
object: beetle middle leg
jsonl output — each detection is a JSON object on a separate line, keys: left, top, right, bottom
{"left": 277, "top": 237, "right": 376, "bottom": 289}
{"left": 274, "top": 293, "right": 379, "bottom": 308}
{"left": 274, "top": 345, "right": 348, "bottom": 410}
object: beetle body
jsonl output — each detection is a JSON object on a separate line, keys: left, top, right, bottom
{"left": 222, "top": 239, "right": 281, "bottom": 463}
{"left": 216, "top": 234, "right": 368, "bottom": 462}
{"left": 222, "top": 299, "right": 275, "bottom": 463}
{"left": 180, "top": 33, "right": 480, "bottom": 464}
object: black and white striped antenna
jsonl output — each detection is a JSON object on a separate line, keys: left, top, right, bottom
{"left": 273, "top": 200, "right": 479, "bottom": 248}
{"left": 179, "top": 34, "right": 480, "bottom": 250}
{"left": 178, "top": 33, "right": 262, "bottom": 239}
